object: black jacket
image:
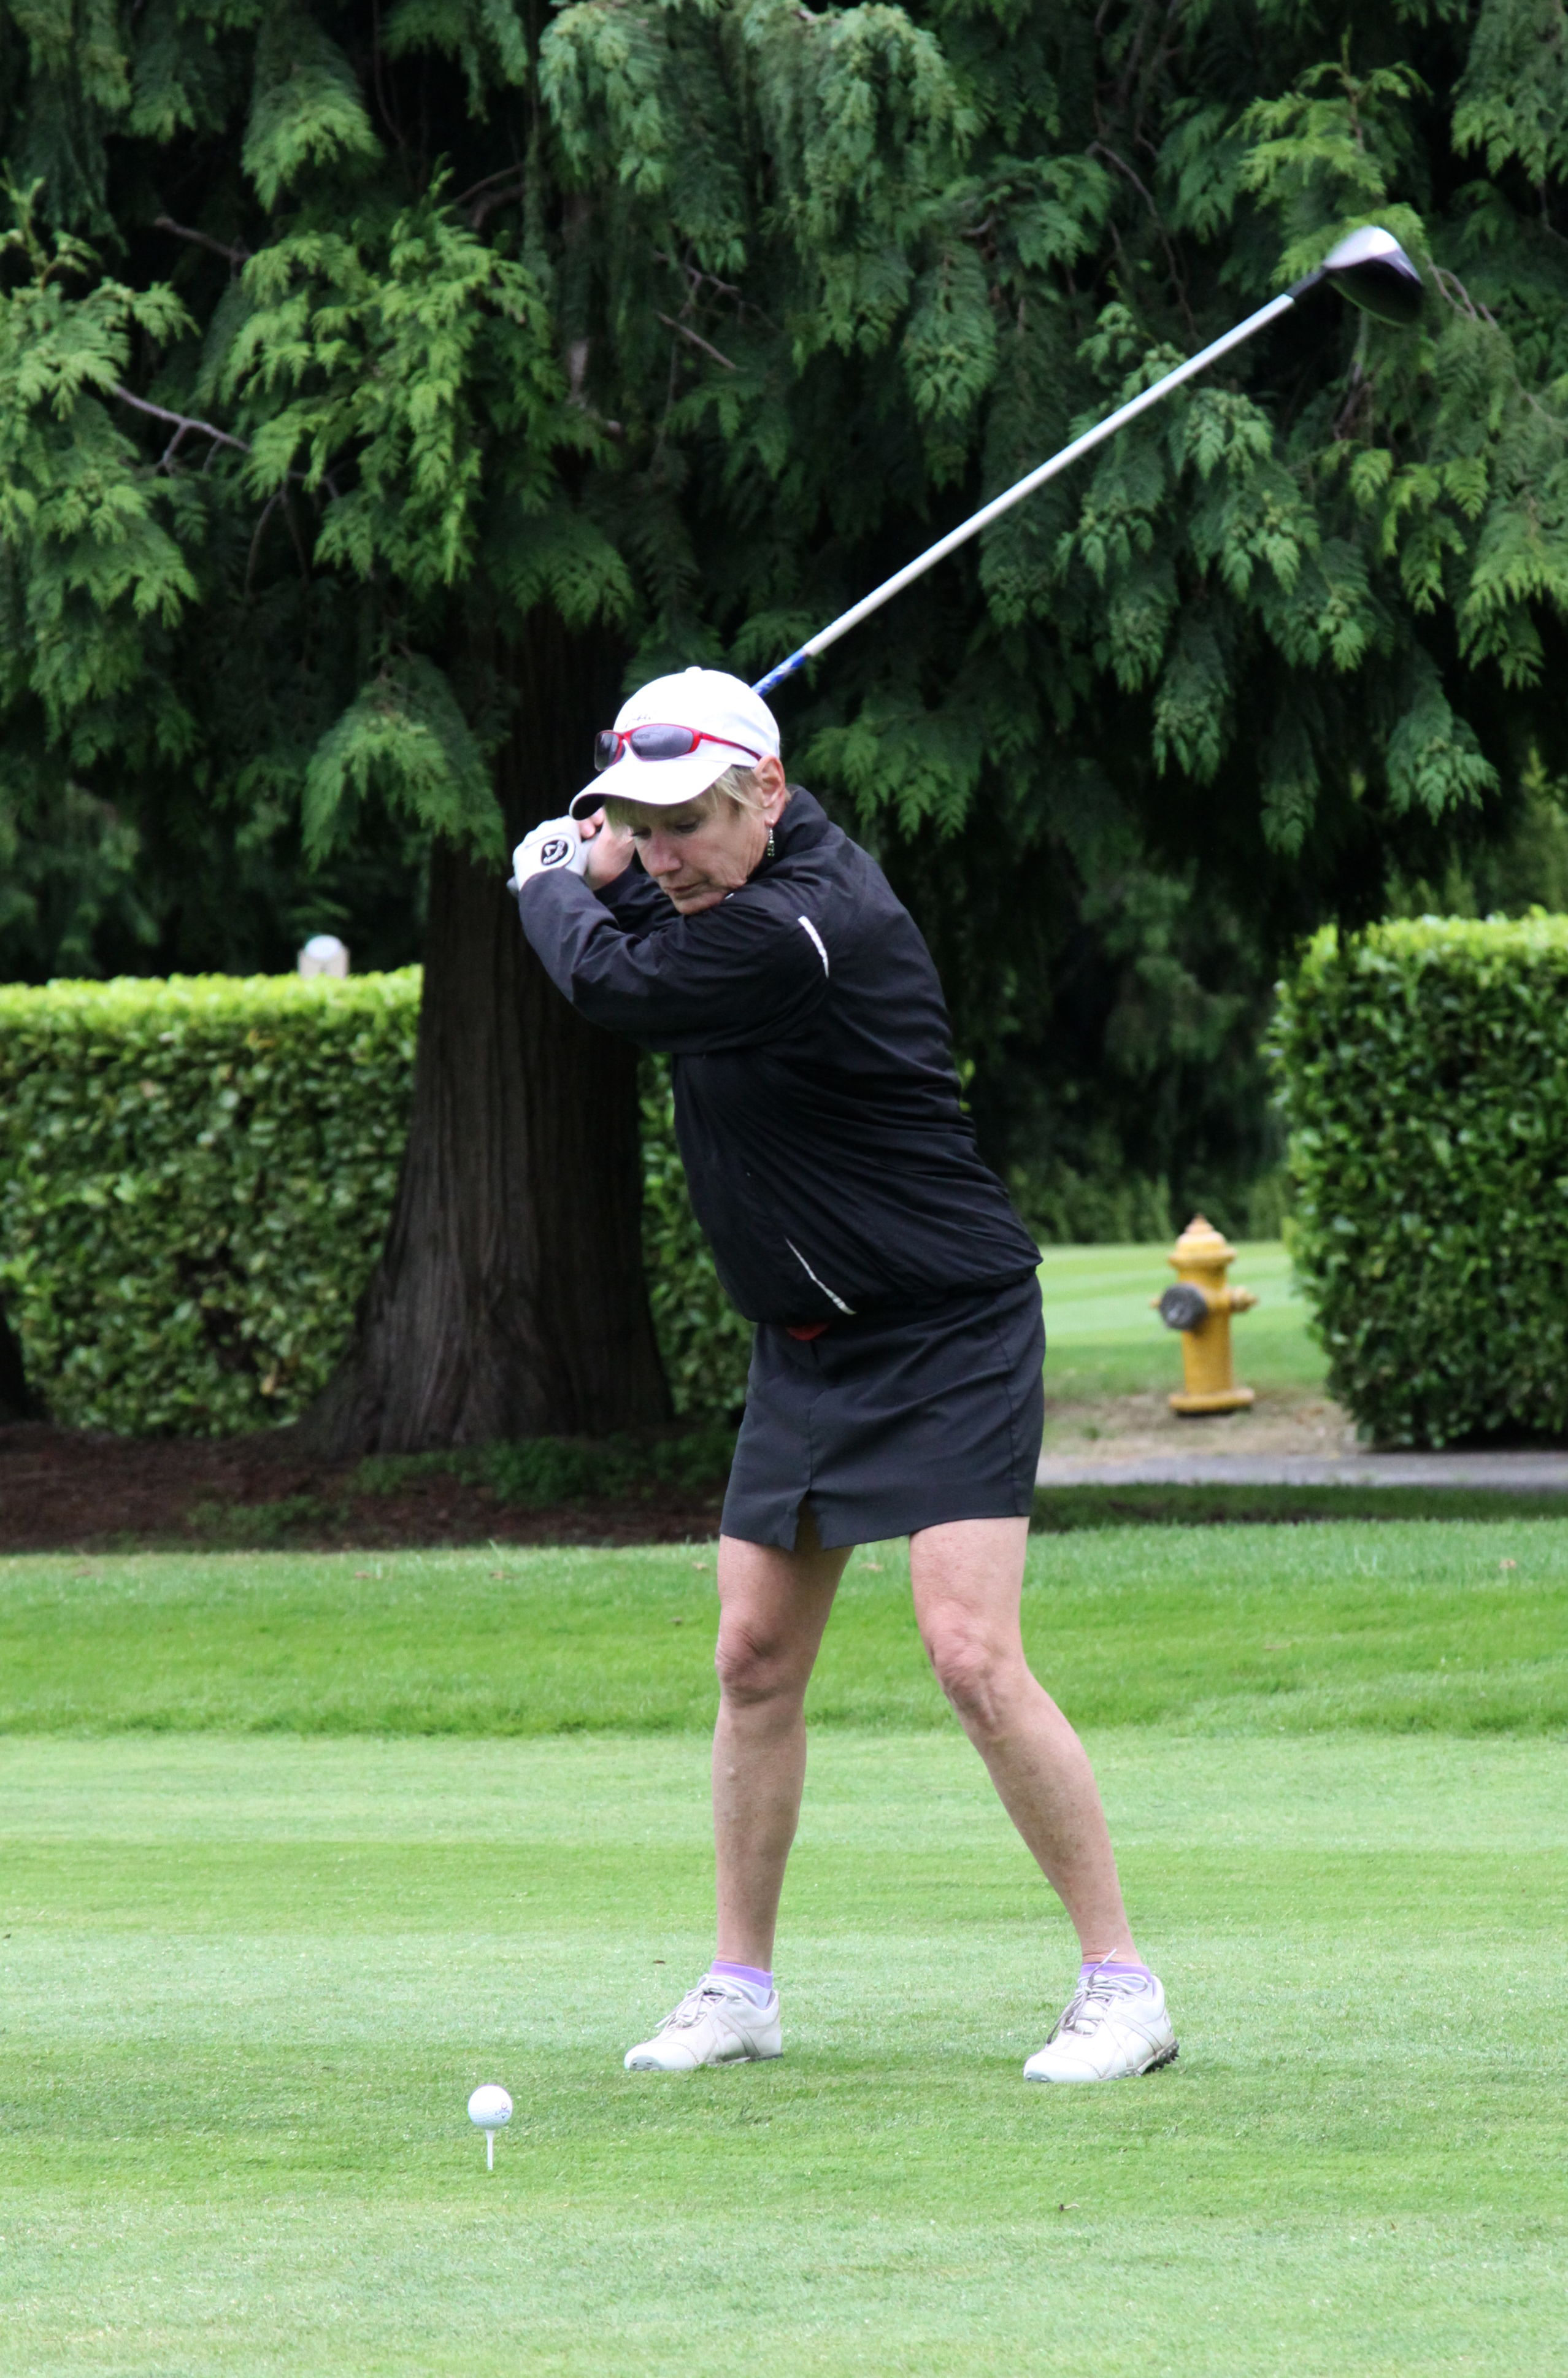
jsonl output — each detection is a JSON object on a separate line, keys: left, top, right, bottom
{"left": 517, "top": 788, "right": 1040, "bottom": 1325}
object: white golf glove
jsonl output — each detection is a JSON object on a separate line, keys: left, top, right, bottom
{"left": 509, "top": 815, "right": 590, "bottom": 895}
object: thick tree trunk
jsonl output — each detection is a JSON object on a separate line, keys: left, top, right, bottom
{"left": 302, "top": 619, "right": 671, "bottom": 1454}
{"left": 0, "top": 1295, "right": 36, "bottom": 1422}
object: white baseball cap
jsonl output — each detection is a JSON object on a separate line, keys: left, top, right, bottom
{"left": 569, "top": 667, "right": 781, "bottom": 818}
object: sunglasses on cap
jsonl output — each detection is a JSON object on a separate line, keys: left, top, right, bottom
{"left": 594, "top": 723, "right": 763, "bottom": 772}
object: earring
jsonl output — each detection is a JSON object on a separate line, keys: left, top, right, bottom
{"left": 767, "top": 826, "right": 776, "bottom": 860}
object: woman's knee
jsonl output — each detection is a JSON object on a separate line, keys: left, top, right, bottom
{"left": 922, "top": 1617, "right": 1020, "bottom": 1733}
{"left": 715, "top": 1618, "right": 804, "bottom": 1709}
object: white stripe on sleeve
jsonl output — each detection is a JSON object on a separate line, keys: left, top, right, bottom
{"left": 797, "top": 916, "right": 829, "bottom": 977}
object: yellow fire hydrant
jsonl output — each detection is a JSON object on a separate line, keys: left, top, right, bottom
{"left": 1151, "top": 1214, "right": 1258, "bottom": 1415}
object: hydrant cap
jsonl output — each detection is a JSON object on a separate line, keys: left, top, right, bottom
{"left": 1169, "top": 1214, "right": 1237, "bottom": 1272}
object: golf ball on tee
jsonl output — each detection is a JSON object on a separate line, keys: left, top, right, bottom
{"left": 468, "top": 2083, "right": 512, "bottom": 2169}
{"left": 468, "top": 2084, "right": 512, "bottom": 2131}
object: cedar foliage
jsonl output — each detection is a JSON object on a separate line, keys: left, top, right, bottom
{"left": 2, "top": 3, "right": 1568, "bottom": 1406}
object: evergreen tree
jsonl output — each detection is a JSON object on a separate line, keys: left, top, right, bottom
{"left": 2, "top": 2, "right": 1567, "bottom": 1434}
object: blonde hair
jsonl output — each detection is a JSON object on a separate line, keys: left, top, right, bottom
{"left": 602, "top": 761, "right": 768, "bottom": 834}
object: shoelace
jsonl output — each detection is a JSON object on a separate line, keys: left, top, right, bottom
{"left": 1049, "top": 1971, "right": 1147, "bottom": 2041}
{"left": 658, "top": 1983, "right": 734, "bottom": 2033}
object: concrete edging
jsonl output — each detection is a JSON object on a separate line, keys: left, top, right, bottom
{"left": 1035, "top": 1450, "right": 1568, "bottom": 1490}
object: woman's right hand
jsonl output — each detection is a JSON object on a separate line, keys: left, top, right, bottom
{"left": 578, "top": 808, "right": 636, "bottom": 890}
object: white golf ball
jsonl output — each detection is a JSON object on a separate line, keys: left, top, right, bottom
{"left": 467, "top": 2084, "right": 512, "bottom": 2131}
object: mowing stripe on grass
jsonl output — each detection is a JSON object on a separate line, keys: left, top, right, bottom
{"left": 1, "top": 1733, "right": 1563, "bottom": 2375}
{"left": 4, "top": 1522, "right": 1567, "bottom": 1736}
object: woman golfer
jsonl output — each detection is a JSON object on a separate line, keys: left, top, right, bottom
{"left": 513, "top": 667, "right": 1177, "bottom": 2084}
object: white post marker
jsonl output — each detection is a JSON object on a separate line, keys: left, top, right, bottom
{"left": 298, "top": 933, "right": 350, "bottom": 978}
{"left": 467, "top": 2082, "right": 512, "bottom": 2171}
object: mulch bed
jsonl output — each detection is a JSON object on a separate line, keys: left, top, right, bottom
{"left": 0, "top": 1421, "right": 726, "bottom": 1553}
{"left": 16, "top": 1422, "right": 1559, "bottom": 1558}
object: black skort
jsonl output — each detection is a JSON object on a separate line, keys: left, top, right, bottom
{"left": 720, "top": 1272, "right": 1045, "bottom": 1551}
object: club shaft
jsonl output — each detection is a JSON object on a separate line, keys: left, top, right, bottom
{"left": 751, "top": 290, "right": 1297, "bottom": 699}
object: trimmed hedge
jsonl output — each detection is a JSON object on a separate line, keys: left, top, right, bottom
{"left": 0, "top": 972, "right": 421, "bottom": 1434}
{"left": 1270, "top": 917, "right": 1568, "bottom": 1447}
{"left": 0, "top": 977, "right": 750, "bottom": 1436}
{"left": 639, "top": 1055, "right": 753, "bottom": 1420}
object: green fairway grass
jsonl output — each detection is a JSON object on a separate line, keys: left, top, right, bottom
{"left": 3, "top": 1527, "right": 1566, "bottom": 2373}
{"left": 2, "top": 1729, "right": 1564, "bottom": 2374}
{"left": 1038, "top": 1239, "right": 1328, "bottom": 1399}
{"left": 4, "top": 1525, "right": 1567, "bottom": 1736}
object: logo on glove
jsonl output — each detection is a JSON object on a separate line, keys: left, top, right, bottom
{"left": 509, "top": 812, "right": 589, "bottom": 897}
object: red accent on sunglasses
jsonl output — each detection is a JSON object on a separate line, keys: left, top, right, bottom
{"left": 594, "top": 723, "right": 763, "bottom": 773}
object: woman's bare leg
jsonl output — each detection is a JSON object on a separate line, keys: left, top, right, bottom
{"left": 910, "top": 1516, "right": 1136, "bottom": 1963}
{"left": 712, "top": 1507, "right": 850, "bottom": 1968}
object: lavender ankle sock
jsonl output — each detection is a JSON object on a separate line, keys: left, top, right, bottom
{"left": 709, "top": 1960, "right": 774, "bottom": 2004}
{"left": 1080, "top": 1958, "right": 1153, "bottom": 1987}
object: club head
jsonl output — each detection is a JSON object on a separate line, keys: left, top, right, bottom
{"left": 1309, "top": 225, "right": 1424, "bottom": 328}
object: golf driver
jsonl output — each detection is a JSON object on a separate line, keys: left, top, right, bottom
{"left": 750, "top": 225, "right": 1422, "bottom": 700}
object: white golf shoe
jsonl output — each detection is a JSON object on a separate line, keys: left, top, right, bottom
{"left": 624, "top": 1975, "right": 783, "bottom": 2072}
{"left": 1023, "top": 1966, "right": 1178, "bottom": 2083}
